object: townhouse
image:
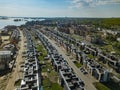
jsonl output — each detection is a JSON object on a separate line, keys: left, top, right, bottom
{"left": 20, "top": 29, "right": 41, "bottom": 90}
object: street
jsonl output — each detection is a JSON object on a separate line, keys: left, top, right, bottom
{"left": 5, "top": 28, "right": 25, "bottom": 90}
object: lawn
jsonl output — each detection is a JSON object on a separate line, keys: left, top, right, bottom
{"left": 42, "top": 63, "right": 52, "bottom": 72}
{"left": 51, "top": 83, "right": 63, "bottom": 90}
{"left": 102, "top": 80, "right": 120, "bottom": 90}
{"left": 37, "top": 45, "right": 47, "bottom": 57}
{"left": 37, "top": 45, "right": 43, "bottom": 51}
{"left": 43, "top": 78, "right": 63, "bottom": 90}
{"left": 37, "top": 44, "right": 47, "bottom": 61}
{"left": 100, "top": 45, "right": 114, "bottom": 53}
{"left": 48, "top": 70, "right": 58, "bottom": 77}
{"left": 14, "top": 79, "right": 21, "bottom": 86}
{"left": 41, "top": 57, "right": 63, "bottom": 90}
{"left": 94, "top": 80, "right": 120, "bottom": 90}
{"left": 73, "top": 61, "right": 82, "bottom": 68}
{"left": 93, "top": 82, "right": 110, "bottom": 90}
{"left": 87, "top": 54, "right": 94, "bottom": 59}
{"left": 70, "top": 34, "right": 83, "bottom": 41}
{"left": 48, "top": 70, "right": 58, "bottom": 83}
{"left": 37, "top": 43, "right": 63, "bottom": 90}
{"left": 38, "top": 55, "right": 44, "bottom": 61}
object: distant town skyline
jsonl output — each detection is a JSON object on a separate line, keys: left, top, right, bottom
{"left": 0, "top": 0, "right": 120, "bottom": 17}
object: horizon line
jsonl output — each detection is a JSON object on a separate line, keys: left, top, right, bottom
{"left": 0, "top": 16, "right": 120, "bottom": 18}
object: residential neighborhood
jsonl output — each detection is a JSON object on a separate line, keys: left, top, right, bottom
{"left": 0, "top": 0, "right": 120, "bottom": 90}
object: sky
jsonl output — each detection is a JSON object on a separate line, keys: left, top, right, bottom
{"left": 0, "top": 0, "right": 120, "bottom": 17}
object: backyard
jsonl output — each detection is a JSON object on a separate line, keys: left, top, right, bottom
{"left": 37, "top": 44, "right": 63, "bottom": 90}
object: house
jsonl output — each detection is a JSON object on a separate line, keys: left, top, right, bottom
{"left": 85, "top": 35, "right": 103, "bottom": 45}
{"left": 59, "top": 66, "right": 85, "bottom": 90}
{"left": 85, "top": 35, "right": 93, "bottom": 43}
{"left": 3, "top": 44, "right": 17, "bottom": 54}
{"left": 0, "top": 51, "right": 12, "bottom": 70}
{"left": 85, "top": 59, "right": 110, "bottom": 82}
{"left": 1, "top": 29, "right": 9, "bottom": 36}
{"left": 76, "top": 52, "right": 86, "bottom": 65}
{"left": 84, "top": 45, "right": 98, "bottom": 56}
{"left": 10, "top": 29, "right": 20, "bottom": 43}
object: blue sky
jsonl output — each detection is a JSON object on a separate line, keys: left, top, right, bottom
{"left": 0, "top": 0, "right": 120, "bottom": 17}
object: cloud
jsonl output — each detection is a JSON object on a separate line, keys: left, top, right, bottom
{"left": 70, "top": 0, "right": 120, "bottom": 8}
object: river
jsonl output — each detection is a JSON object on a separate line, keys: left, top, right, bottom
{"left": 0, "top": 18, "right": 44, "bottom": 29}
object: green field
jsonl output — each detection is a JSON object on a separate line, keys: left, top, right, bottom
{"left": 73, "top": 61, "right": 82, "bottom": 68}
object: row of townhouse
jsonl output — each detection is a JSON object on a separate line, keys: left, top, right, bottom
{"left": 57, "top": 24, "right": 92, "bottom": 36}
{"left": 34, "top": 29, "right": 85, "bottom": 90}
{"left": 10, "top": 29, "right": 20, "bottom": 44}
{"left": 49, "top": 29, "right": 120, "bottom": 71}
{"left": 43, "top": 29, "right": 110, "bottom": 82}
{"left": 20, "top": 29, "right": 41, "bottom": 90}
